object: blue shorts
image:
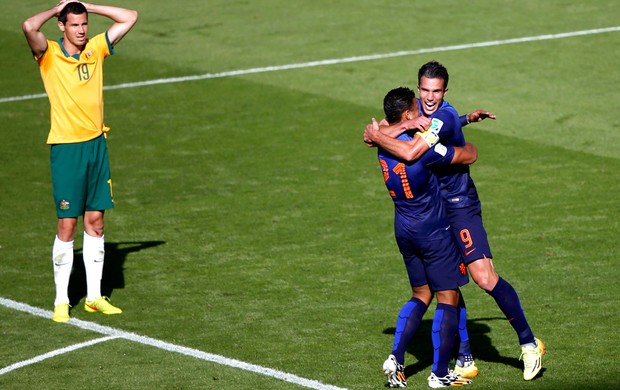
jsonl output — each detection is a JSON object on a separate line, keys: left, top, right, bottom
{"left": 396, "top": 226, "right": 469, "bottom": 291}
{"left": 447, "top": 205, "right": 493, "bottom": 265}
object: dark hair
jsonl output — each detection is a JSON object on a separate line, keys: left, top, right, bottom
{"left": 383, "top": 87, "right": 415, "bottom": 125}
{"left": 418, "top": 61, "right": 449, "bottom": 88}
{"left": 58, "top": 2, "right": 88, "bottom": 24}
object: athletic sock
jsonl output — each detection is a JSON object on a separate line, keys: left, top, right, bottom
{"left": 457, "top": 295, "right": 472, "bottom": 358}
{"left": 391, "top": 297, "right": 428, "bottom": 365}
{"left": 52, "top": 236, "right": 74, "bottom": 306}
{"left": 83, "top": 232, "right": 105, "bottom": 302}
{"left": 488, "top": 277, "right": 535, "bottom": 345}
{"left": 432, "top": 303, "right": 459, "bottom": 377}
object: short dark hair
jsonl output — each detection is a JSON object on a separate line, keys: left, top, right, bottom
{"left": 383, "top": 87, "right": 415, "bottom": 125}
{"left": 58, "top": 2, "right": 88, "bottom": 24}
{"left": 418, "top": 61, "right": 449, "bottom": 89}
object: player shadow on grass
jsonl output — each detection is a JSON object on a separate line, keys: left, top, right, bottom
{"left": 383, "top": 317, "right": 522, "bottom": 378}
{"left": 67, "top": 240, "right": 166, "bottom": 307}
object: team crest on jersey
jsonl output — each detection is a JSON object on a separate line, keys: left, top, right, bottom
{"left": 85, "top": 50, "right": 94, "bottom": 59}
{"left": 59, "top": 199, "right": 71, "bottom": 210}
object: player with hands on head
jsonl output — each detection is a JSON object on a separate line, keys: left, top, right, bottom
{"left": 22, "top": 1, "right": 138, "bottom": 322}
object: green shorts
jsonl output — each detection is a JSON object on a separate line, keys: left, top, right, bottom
{"left": 50, "top": 134, "right": 114, "bottom": 218}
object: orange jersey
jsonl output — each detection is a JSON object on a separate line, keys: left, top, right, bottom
{"left": 37, "top": 33, "right": 112, "bottom": 144}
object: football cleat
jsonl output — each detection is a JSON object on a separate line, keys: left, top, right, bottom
{"left": 427, "top": 370, "right": 472, "bottom": 388}
{"left": 520, "top": 338, "right": 545, "bottom": 380}
{"left": 52, "top": 303, "right": 70, "bottom": 323}
{"left": 383, "top": 354, "right": 407, "bottom": 388}
{"left": 84, "top": 296, "right": 122, "bottom": 315}
{"left": 453, "top": 354, "right": 478, "bottom": 378}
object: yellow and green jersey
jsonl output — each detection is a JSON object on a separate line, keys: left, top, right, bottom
{"left": 36, "top": 33, "right": 113, "bottom": 144}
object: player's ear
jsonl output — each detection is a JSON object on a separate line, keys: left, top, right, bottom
{"left": 58, "top": 21, "right": 65, "bottom": 32}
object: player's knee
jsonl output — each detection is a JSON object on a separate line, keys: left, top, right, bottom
{"left": 472, "top": 270, "right": 499, "bottom": 291}
{"left": 435, "top": 289, "right": 459, "bottom": 306}
{"left": 411, "top": 285, "right": 432, "bottom": 305}
{"left": 83, "top": 212, "right": 105, "bottom": 236}
{"left": 468, "top": 257, "right": 499, "bottom": 291}
{"left": 57, "top": 218, "right": 77, "bottom": 241}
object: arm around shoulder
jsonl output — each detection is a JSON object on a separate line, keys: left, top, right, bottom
{"left": 364, "top": 118, "right": 430, "bottom": 161}
{"left": 451, "top": 142, "right": 478, "bottom": 165}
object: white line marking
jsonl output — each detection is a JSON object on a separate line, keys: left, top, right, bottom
{"left": 0, "top": 297, "right": 346, "bottom": 390}
{"left": 0, "top": 336, "right": 119, "bottom": 375}
{"left": 2, "top": 26, "right": 618, "bottom": 105}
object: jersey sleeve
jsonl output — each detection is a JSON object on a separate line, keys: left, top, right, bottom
{"left": 418, "top": 143, "right": 455, "bottom": 168}
{"left": 104, "top": 31, "right": 115, "bottom": 54}
{"left": 37, "top": 39, "right": 56, "bottom": 66}
{"left": 91, "top": 33, "right": 112, "bottom": 57}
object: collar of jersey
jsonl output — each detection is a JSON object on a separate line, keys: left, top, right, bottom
{"left": 57, "top": 38, "right": 81, "bottom": 60}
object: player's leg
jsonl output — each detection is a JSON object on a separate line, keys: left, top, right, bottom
{"left": 82, "top": 136, "right": 120, "bottom": 315}
{"left": 384, "top": 286, "right": 430, "bottom": 388}
{"left": 54, "top": 218, "right": 78, "bottom": 301}
{"left": 452, "top": 207, "right": 536, "bottom": 345}
{"left": 452, "top": 206, "right": 544, "bottom": 380}
{"left": 383, "top": 254, "right": 430, "bottom": 388}
{"left": 428, "top": 290, "right": 471, "bottom": 388}
{"left": 51, "top": 218, "right": 78, "bottom": 322}
{"left": 466, "top": 256, "right": 498, "bottom": 290}
{"left": 391, "top": 285, "right": 431, "bottom": 364}
{"left": 422, "top": 231, "right": 471, "bottom": 387}
{"left": 50, "top": 143, "right": 85, "bottom": 322}
{"left": 394, "top": 254, "right": 433, "bottom": 363}
{"left": 432, "top": 290, "right": 459, "bottom": 376}
{"left": 454, "top": 293, "right": 478, "bottom": 378}
{"left": 468, "top": 256, "right": 535, "bottom": 343}
{"left": 52, "top": 233, "right": 73, "bottom": 306}
{"left": 83, "top": 211, "right": 105, "bottom": 302}
{"left": 470, "top": 258, "right": 544, "bottom": 380}
{"left": 457, "top": 293, "right": 471, "bottom": 356}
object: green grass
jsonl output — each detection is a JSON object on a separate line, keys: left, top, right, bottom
{"left": 1, "top": 1, "right": 619, "bottom": 389}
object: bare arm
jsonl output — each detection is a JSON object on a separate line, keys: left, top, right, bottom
{"left": 22, "top": 2, "right": 138, "bottom": 57}
{"left": 451, "top": 142, "right": 478, "bottom": 165}
{"left": 378, "top": 116, "right": 431, "bottom": 138}
{"left": 22, "top": 2, "right": 69, "bottom": 58}
{"left": 82, "top": 2, "right": 138, "bottom": 46}
{"left": 363, "top": 118, "right": 431, "bottom": 161}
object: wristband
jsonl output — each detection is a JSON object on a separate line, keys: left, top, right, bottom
{"left": 418, "top": 129, "right": 439, "bottom": 148}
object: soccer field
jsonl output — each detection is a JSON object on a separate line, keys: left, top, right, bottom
{"left": 1, "top": 1, "right": 619, "bottom": 389}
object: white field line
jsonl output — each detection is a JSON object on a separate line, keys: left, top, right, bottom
{"left": 0, "top": 335, "right": 120, "bottom": 375}
{"left": 1, "top": 26, "right": 618, "bottom": 105}
{"left": 0, "top": 297, "right": 346, "bottom": 390}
